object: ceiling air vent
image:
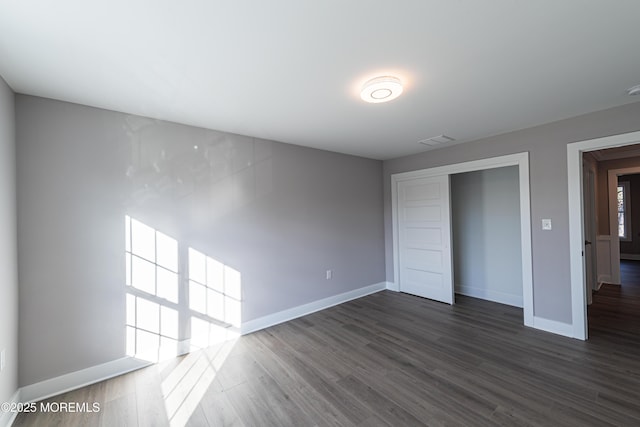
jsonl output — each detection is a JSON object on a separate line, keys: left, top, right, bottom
{"left": 418, "top": 134, "right": 456, "bottom": 147}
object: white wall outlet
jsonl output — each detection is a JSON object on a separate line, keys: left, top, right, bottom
{"left": 326, "top": 270, "right": 332, "bottom": 280}
{"left": 1, "top": 349, "right": 5, "bottom": 372}
{"left": 542, "top": 219, "right": 552, "bottom": 230}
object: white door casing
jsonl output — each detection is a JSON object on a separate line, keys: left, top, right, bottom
{"left": 396, "top": 175, "right": 453, "bottom": 304}
{"left": 567, "top": 130, "right": 640, "bottom": 340}
{"left": 391, "top": 152, "right": 533, "bottom": 328}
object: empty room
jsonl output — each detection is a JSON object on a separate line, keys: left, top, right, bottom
{"left": 2, "top": 1, "right": 640, "bottom": 426}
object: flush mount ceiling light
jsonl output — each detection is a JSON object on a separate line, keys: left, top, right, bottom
{"left": 360, "top": 76, "right": 403, "bottom": 103}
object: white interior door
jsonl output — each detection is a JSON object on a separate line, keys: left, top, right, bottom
{"left": 397, "top": 175, "right": 453, "bottom": 304}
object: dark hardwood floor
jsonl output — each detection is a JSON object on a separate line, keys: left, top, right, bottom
{"left": 588, "top": 259, "right": 640, "bottom": 343}
{"left": 13, "top": 284, "right": 640, "bottom": 427}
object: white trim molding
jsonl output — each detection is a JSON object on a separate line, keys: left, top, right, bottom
{"left": 0, "top": 389, "right": 21, "bottom": 427}
{"left": 385, "top": 281, "right": 399, "bottom": 291}
{"left": 241, "top": 282, "right": 387, "bottom": 335}
{"left": 18, "top": 336, "right": 200, "bottom": 405}
{"left": 391, "top": 152, "right": 534, "bottom": 328}
{"left": 20, "top": 357, "right": 152, "bottom": 404}
{"left": 620, "top": 253, "right": 640, "bottom": 261}
{"left": 15, "top": 283, "right": 387, "bottom": 408}
{"left": 567, "top": 130, "right": 640, "bottom": 341}
{"left": 531, "top": 316, "right": 574, "bottom": 339}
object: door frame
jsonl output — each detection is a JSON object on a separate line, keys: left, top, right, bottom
{"left": 567, "top": 130, "right": 640, "bottom": 340}
{"left": 391, "top": 152, "right": 534, "bottom": 327}
{"left": 606, "top": 166, "right": 640, "bottom": 283}
{"left": 581, "top": 158, "right": 597, "bottom": 306}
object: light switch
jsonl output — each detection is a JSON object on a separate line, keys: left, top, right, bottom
{"left": 542, "top": 219, "right": 552, "bottom": 230}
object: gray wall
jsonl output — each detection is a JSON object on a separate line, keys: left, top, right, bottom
{"left": 451, "top": 167, "right": 522, "bottom": 307}
{"left": 16, "top": 95, "right": 385, "bottom": 387}
{"left": 0, "top": 76, "right": 18, "bottom": 405}
{"left": 384, "top": 101, "right": 640, "bottom": 324}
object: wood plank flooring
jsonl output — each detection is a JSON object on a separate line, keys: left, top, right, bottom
{"left": 588, "top": 260, "right": 640, "bottom": 341}
{"left": 13, "top": 279, "right": 640, "bottom": 426}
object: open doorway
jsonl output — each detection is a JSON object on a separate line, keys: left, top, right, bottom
{"left": 568, "top": 130, "right": 640, "bottom": 339}
{"left": 391, "top": 152, "right": 534, "bottom": 327}
{"left": 451, "top": 166, "right": 523, "bottom": 308}
{"left": 615, "top": 173, "right": 640, "bottom": 262}
{"left": 578, "top": 152, "right": 640, "bottom": 312}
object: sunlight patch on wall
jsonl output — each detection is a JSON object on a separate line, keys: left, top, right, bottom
{"left": 126, "top": 216, "right": 179, "bottom": 302}
{"left": 126, "top": 294, "right": 179, "bottom": 362}
{"left": 125, "top": 215, "right": 180, "bottom": 362}
{"left": 124, "top": 215, "right": 242, "bottom": 366}
{"left": 188, "top": 247, "right": 242, "bottom": 329}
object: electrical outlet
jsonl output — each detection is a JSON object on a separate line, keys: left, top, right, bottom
{"left": 1, "top": 349, "right": 5, "bottom": 372}
{"left": 326, "top": 270, "right": 332, "bottom": 280}
{"left": 542, "top": 219, "right": 552, "bottom": 230}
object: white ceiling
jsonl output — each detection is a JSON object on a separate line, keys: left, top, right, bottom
{"left": 1, "top": 1, "right": 640, "bottom": 160}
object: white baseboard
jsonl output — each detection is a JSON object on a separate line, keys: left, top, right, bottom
{"left": 455, "top": 284, "right": 523, "bottom": 308}
{"left": 15, "top": 282, "right": 387, "bottom": 408}
{"left": 16, "top": 335, "right": 218, "bottom": 408}
{"left": 20, "top": 357, "right": 152, "bottom": 404}
{"left": 385, "top": 281, "right": 398, "bottom": 291}
{"left": 620, "top": 253, "right": 640, "bottom": 261}
{"left": 531, "top": 316, "right": 574, "bottom": 339}
{"left": 597, "top": 274, "right": 611, "bottom": 285}
{"left": 0, "top": 389, "right": 20, "bottom": 427}
{"left": 241, "top": 282, "right": 387, "bottom": 335}
{"left": 177, "top": 339, "right": 192, "bottom": 356}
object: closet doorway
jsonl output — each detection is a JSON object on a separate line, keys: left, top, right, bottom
{"left": 391, "top": 152, "right": 533, "bottom": 327}
{"left": 450, "top": 166, "right": 523, "bottom": 309}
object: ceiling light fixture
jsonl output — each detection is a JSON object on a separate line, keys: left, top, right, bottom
{"left": 360, "top": 76, "right": 403, "bottom": 103}
{"left": 627, "top": 84, "right": 640, "bottom": 96}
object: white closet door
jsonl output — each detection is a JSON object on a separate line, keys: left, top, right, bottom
{"left": 398, "top": 175, "right": 453, "bottom": 304}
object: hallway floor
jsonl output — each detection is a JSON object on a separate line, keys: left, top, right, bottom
{"left": 588, "top": 260, "right": 640, "bottom": 341}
